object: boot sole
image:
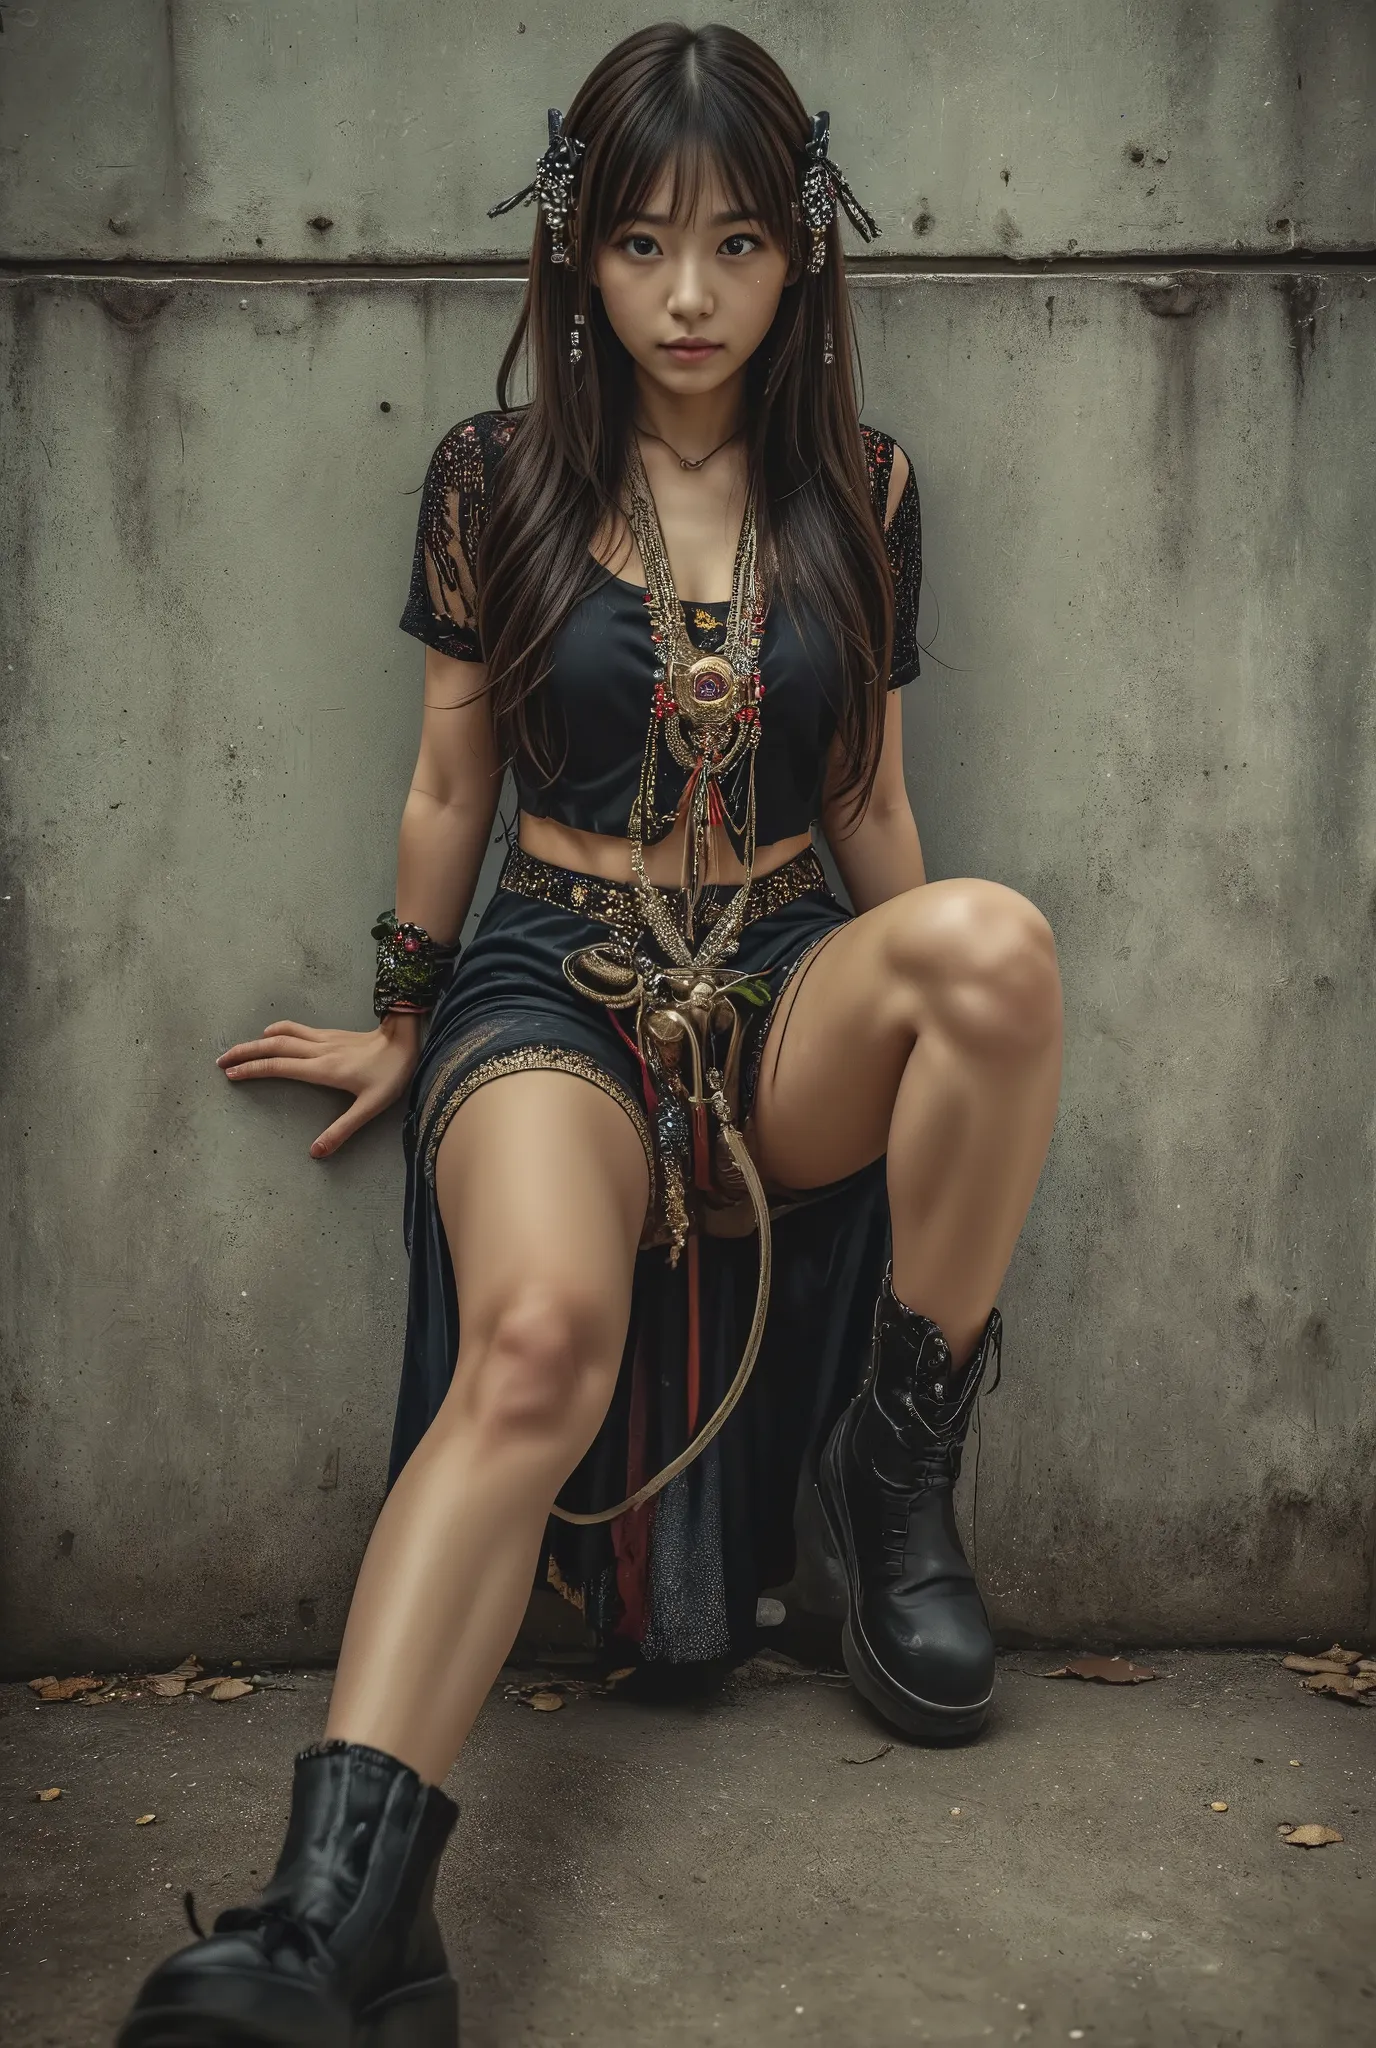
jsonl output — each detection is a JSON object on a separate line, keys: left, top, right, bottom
{"left": 817, "top": 1425, "right": 992, "bottom": 1746}
{"left": 115, "top": 1971, "right": 458, "bottom": 2048}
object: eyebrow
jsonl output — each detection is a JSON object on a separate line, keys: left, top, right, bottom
{"left": 629, "top": 210, "right": 761, "bottom": 227}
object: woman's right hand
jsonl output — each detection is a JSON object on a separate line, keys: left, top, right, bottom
{"left": 216, "top": 1010, "right": 426, "bottom": 1158}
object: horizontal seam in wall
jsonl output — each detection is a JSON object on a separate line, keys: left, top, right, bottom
{"left": 1, "top": 253, "right": 1375, "bottom": 285}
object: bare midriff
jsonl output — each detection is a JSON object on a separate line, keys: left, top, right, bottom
{"left": 518, "top": 811, "right": 813, "bottom": 886}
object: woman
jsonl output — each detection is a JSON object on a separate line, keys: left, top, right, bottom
{"left": 117, "top": 22, "right": 1063, "bottom": 2047}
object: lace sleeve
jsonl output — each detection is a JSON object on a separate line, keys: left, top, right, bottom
{"left": 863, "top": 426, "right": 923, "bottom": 689}
{"left": 398, "top": 413, "right": 514, "bottom": 663}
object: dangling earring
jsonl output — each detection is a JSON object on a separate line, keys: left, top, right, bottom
{"left": 823, "top": 316, "right": 835, "bottom": 366}
{"left": 569, "top": 311, "right": 585, "bottom": 365}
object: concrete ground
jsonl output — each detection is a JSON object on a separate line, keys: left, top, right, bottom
{"left": 1, "top": 1647, "right": 1372, "bottom": 2046}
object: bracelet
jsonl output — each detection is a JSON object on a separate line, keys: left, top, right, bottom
{"left": 371, "top": 910, "right": 460, "bottom": 1019}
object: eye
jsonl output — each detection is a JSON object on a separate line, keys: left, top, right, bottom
{"left": 721, "top": 232, "right": 764, "bottom": 257}
{"left": 620, "top": 233, "right": 661, "bottom": 258}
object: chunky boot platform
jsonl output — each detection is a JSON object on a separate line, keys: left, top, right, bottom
{"left": 817, "top": 1266, "right": 1002, "bottom": 1744}
{"left": 115, "top": 1737, "right": 460, "bottom": 2048}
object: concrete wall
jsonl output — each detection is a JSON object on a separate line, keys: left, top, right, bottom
{"left": 2, "top": 4, "right": 1374, "bottom": 1671}
{"left": 2, "top": 1, "right": 1373, "bottom": 260}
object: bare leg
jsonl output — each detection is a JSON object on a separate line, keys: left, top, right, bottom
{"left": 323, "top": 1071, "right": 649, "bottom": 1785}
{"left": 749, "top": 878, "right": 1063, "bottom": 1367}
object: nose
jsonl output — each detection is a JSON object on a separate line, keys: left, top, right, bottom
{"left": 665, "top": 251, "right": 714, "bottom": 323}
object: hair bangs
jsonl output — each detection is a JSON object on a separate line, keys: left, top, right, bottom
{"left": 586, "top": 84, "right": 795, "bottom": 261}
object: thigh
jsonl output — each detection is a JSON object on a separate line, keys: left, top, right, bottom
{"left": 748, "top": 877, "right": 1053, "bottom": 1190}
{"left": 434, "top": 1068, "right": 650, "bottom": 1362}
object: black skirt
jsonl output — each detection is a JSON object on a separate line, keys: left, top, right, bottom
{"left": 386, "top": 843, "right": 892, "bottom": 1666}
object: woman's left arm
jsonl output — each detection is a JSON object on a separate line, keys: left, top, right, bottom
{"left": 820, "top": 690, "right": 927, "bottom": 914}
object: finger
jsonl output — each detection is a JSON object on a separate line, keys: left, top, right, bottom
{"left": 222, "top": 1054, "right": 331, "bottom": 1082}
{"left": 218, "top": 1036, "right": 317, "bottom": 1070}
{"left": 262, "top": 1020, "right": 327, "bottom": 1039}
{"left": 311, "top": 1094, "right": 384, "bottom": 1159}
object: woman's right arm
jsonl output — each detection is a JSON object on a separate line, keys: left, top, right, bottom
{"left": 216, "top": 648, "right": 501, "bottom": 1157}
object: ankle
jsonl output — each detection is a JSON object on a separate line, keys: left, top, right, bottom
{"left": 886, "top": 1273, "right": 989, "bottom": 1378}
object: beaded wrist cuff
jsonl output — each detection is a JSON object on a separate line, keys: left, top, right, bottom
{"left": 371, "top": 910, "right": 460, "bottom": 1018}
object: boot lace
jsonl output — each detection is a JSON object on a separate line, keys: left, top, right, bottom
{"left": 877, "top": 1434, "right": 959, "bottom": 1574}
{"left": 875, "top": 1317, "right": 1003, "bottom": 1577}
{"left": 182, "top": 1888, "right": 335, "bottom": 1968}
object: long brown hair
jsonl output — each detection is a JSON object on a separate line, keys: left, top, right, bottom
{"left": 478, "top": 20, "right": 895, "bottom": 826}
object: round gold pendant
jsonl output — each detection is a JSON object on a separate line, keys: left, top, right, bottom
{"left": 672, "top": 654, "right": 740, "bottom": 723}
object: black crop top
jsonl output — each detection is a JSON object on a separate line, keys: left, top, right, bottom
{"left": 398, "top": 408, "right": 922, "bottom": 844}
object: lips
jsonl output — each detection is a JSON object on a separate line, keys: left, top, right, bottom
{"left": 662, "top": 340, "right": 722, "bottom": 359}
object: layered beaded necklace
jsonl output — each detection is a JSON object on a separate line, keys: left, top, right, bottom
{"left": 621, "top": 432, "right": 768, "bottom": 953}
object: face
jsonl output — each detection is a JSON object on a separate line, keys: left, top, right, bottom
{"left": 591, "top": 162, "right": 797, "bottom": 397}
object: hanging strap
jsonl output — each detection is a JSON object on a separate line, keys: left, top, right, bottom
{"left": 549, "top": 1083, "right": 772, "bottom": 1527}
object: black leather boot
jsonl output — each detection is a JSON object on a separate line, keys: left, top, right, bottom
{"left": 115, "top": 1737, "right": 460, "bottom": 2047}
{"left": 817, "top": 1265, "right": 1002, "bottom": 1743}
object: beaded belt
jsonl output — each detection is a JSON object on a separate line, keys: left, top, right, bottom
{"left": 498, "top": 840, "right": 830, "bottom": 942}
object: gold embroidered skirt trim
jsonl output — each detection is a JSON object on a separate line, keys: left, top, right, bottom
{"left": 497, "top": 839, "right": 830, "bottom": 942}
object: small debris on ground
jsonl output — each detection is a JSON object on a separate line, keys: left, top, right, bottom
{"left": 502, "top": 1665, "right": 642, "bottom": 1710}
{"left": 841, "top": 1744, "right": 892, "bottom": 1766}
{"left": 134, "top": 1813, "right": 157, "bottom": 1827}
{"left": 24, "top": 1654, "right": 260, "bottom": 1706}
{"left": 1042, "top": 1655, "right": 1158, "bottom": 1685}
{"left": 1210, "top": 1801, "right": 1229, "bottom": 1812}
{"left": 36, "top": 1788, "right": 62, "bottom": 1802}
{"left": 27, "top": 1674, "right": 104, "bottom": 1702}
{"left": 1280, "top": 1823, "right": 1344, "bottom": 1848}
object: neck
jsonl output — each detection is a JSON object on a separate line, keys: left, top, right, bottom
{"left": 632, "top": 365, "right": 747, "bottom": 458}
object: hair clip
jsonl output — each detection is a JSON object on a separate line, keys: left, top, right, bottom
{"left": 487, "top": 106, "right": 586, "bottom": 265}
{"left": 800, "top": 111, "right": 880, "bottom": 273}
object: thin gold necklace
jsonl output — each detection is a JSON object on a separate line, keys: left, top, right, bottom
{"left": 633, "top": 420, "right": 744, "bottom": 471}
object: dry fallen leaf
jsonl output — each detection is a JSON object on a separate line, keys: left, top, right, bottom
{"left": 28, "top": 1674, "right": 104, "bottom": 1702}
{"left": 145, "top": 1676, "right": 188, "bottom": 1698}
{"left": 1042, "top": 1656, "right": 1158, "bottom": 1685}
{"left": 1301, "top": 1673, "right": 1376, "bottom": 1702}
{"left": 1210, "top": 1801, "right": 1229, "bottom": 1812}
{"left": 134, "top": 1813, "right": 157, "bottom": 1827}
{"left": 207, "top": 1679, "right": 254, "bottom": 1702}
{"left": 1281, "top": 1824, "right": 1343, "bottom": 1848}
{"left": 36, "top": 1788, "right": 62, "bottom": 1802}
{"left": 528, "top": 1691, "right": 564, "bottom": 1712}
{"left": 187, "top": 1678, "right": 233, "bottom": 1694}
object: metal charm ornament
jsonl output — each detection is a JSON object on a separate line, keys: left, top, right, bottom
{"left": 569, "top": 310, "right": 585, "bottom": 364}
{"left": 487, "top": 106, "right": 586, "bottom": 266}
{"left": 673, "top": 651, "right": 742, "bottom": 722}
{"left": 800, "top": 109, "right": 880, "bottom": 274}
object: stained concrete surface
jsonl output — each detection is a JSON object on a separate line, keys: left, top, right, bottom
{"left": 2, "top": 1649, "right": 1372, "bottom": 2046}
{"left": 2, "top": 1, "right": 1373, "bottom": 262}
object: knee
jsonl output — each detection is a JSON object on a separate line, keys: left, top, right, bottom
{"left": 447, "top": 1286, "right": 619, "bottom": 1454}
{"left": 885, "top": 879, "right": 1061, "bottom": 1054}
